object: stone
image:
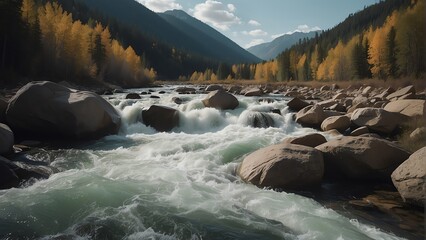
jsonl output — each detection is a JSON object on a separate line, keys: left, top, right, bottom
{"left": 384, "top": 100, "right": 426, "bottom": 119}
{"left": 386, "top": 85, "right": 415, "bottom": 100}
{"left": 295, "top": 105, "right": 327, "bottom": 128}
{"left": 333, "top": 93, "right": 347, "bottom": 100}
{"left": 141, "top": 105, "right": 179, "bottom": 132}
{"left": 238, "top": 143, "right": 324, "bottom": 190}
{"left": 287, "top": 97, "right": 310, "bottom": 112}
{"left": 316, "top": 136, "right": 410, "bottom": 181}
{"left": 391, "top": 147, "right": 426, "bottom": 206}
{"left": 0, "top": 123, "right": 14, "bottom": 155}
{"left": 125, "top": 93, "right": 141, "bottom": 99}
{"left": 282, "top": 133, "right": 327, "bottom": 148}
{"left": 317, "top": 99, "right": 337, "bottom": 109}
{"left": 6, "top": 81, "right": 121, "bottom": 140}
{"left": 0, "top": 97, "right": 8, "bottom": 123}
{"left": 150, "top": 95, "right": 160, "bottom": 99}
{"left": 202, "top": 90, "right": 239, "bottom": 110}
{"left": 176, "top": 87, "right": 196, "bottom": 94}
{"left": 347, "top": 102, "right": 367, "bottom": 114}
{"left": 351, "top": 108, "right": 407, "bottom": 134}
{"left": 172, "top": 97, "right": 183, "bottom": 105}
{"left": 321, "top": 115, "right": 351, "bottom": 132}
{"left": 0, "top": 156, "right": 49, "bottom": 190}
{"left": 350, "top": 126, "right": 370, "bottom": 136}
{"left": 205, "top": 85, "right": 224, "bottom": 92}
{"left": 244, "top": 88, "right": 263, "bottom": 97}
{"left": 243, "top": 112, "right": 275, "bottom": 128}
{"left": 410, "top": 127, "right": 426, "bottom": 141}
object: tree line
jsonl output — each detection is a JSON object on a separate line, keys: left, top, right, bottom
{"left": 188, "top": 0, "right": 424, "bottom": 83}
{"left": 2, "top": 0, "right": 156, "bottom": 86}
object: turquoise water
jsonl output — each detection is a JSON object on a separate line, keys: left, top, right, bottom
{"left": 0, "top": 87, "right": 404, "bottom": 240}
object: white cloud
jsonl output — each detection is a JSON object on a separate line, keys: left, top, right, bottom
{"left": 248, "top": 29, "right": 268, "bottom": 37}
{"left": 245, "top": 39, "right": 265, "bottom": 49}
{"left": 138, "top": 0, "right": 182, "bottom": 12}
{"left": 227, "top": 4, "right": 236, "bottom": 12}
{"left": 248, "top": 20, "right": 261, "bottom": 26}
{"left": 286, "top": 24, "right": 321, "bottom": 34}
{"left": 192, "top": 0, "right": 241, "bottom": 31}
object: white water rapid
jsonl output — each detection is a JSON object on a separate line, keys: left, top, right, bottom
{"left": 0, "top": 86, "right": 405, "bottom": 240}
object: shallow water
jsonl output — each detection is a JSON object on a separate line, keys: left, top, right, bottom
{"left": 0, "top": 86, "right": 407, "bottom": 239}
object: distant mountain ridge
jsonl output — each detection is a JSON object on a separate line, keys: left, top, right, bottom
{"left": 248, "top": 31, "right": 319, "bottom": 60}
{"left": 73, "top": 0, "right": 260, "bottom": 64}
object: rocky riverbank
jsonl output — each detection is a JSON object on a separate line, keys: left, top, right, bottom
{"left": 0, "top": 81, "right": 425, "bottom": 238}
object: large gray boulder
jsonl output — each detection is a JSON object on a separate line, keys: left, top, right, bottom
{"left": 238, "top": 143, "right": 324, "bottom": 190}
{"left": 142, "top": 105, "right": 179, "bottom": 132}
{"left": 282, "top": 133, "right": 327, "bottom": 148}
{"left": 321, "top": 115, "right": 351, "bottom": 132}
{"left": 386, "top": 85, "right": 415, "bottom": 100}
{"left": 0, "top": 123, "right": 14, "bottom": 155}
{"left": 391, "top": 147, "right": 426, "bottom": 206}
{"left": 351, "top": 108, "right": 407, "bottom": 134}
{"left": 0, "top": 156, "right": 49, "bottom": 189}
{"left": 6, "top": 81, "right": 121, "bottom": 140}
{"left": 0, "top": 97, "right": 7, "bottom": 123}
{"left": 202, "top": 90, "right": 239, "bottom": 110}
{"left": 296, "top": 105, "right": 327, "bottom": 128}
{"left": 287, "top": 97, "right": 310, "bottom": 112}
{"left": 316, "top": 136, "right": 411, "bottom": 181}
{"left": 384, "top": 100, "right": 426, "bottom": 119}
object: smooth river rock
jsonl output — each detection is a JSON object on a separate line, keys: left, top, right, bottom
{"left": 142, "top": 105, "right": 180, "bottom": 132}
{"left": 238, "top": 143, "right": 324, "bottom": 190}
{"left": 202, "top": 90, "right": 239, "bottom": 110}
{"left": 0, "top": 123, "right": 14, "bottom": 155}
{"left": 296, "top": 105, "right": 327, "bottom": 128}
{"left": 6, "top": 81, "right": 121, "bottom": 140}
{"left": 316, "top": 136, "right": 411, "bottom": 181}
{"left": 384, "top": 99, "right": 426, "bottom": 119}
{"left": 321, "top": 115, "right": 351, "bottom": 132}
{"left": 351, "top": 107, "right": 407, "bottom": 134}
{"left": 391, "top": 147, "right": 426, "bottom": 207}
{"left": 282, "top": 133, "right": 327, "bottom": 148}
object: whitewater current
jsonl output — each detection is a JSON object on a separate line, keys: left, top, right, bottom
{"left": 0, "top": 86, "right": 405, "bottom": 240}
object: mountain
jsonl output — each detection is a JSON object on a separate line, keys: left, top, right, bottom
{"left": 160, "top": 10, "right": 259, "bottom": 64}
{"left": 247, "top": 31, "right": 318, "bottom": 60}
{"left": 72, "top": 0, "right": 259, "bottom": 64}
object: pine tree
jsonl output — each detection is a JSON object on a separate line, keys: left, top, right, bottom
{"left": 385, "top": 26, "right": 398, "bottom": 78}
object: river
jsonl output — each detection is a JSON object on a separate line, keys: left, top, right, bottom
{"left": 0, "top": 86, "right": 408, "bottom": 239}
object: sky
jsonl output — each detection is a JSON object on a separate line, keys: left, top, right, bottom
{"left": 137, "top": 0, "right": 379, "bottom": 49}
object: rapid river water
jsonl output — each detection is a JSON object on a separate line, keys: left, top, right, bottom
{"left": 0, "top": 86, "right": 409, "bottom": 239}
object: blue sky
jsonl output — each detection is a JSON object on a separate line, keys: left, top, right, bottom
{"left": 137, "top": 0, "right": 379, "bottom": 49}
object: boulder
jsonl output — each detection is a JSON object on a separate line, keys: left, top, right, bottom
{"left": 141, "top": 105, "right": 179, "bottom": 132}
{"left": 227, "top": 85, "right": 242, "bottom": 94}
{"left": 347, "top": 102, "right": 367, "bottom": 113}
{"left": 316, "top": 136, "right": 411, "bottom": 181}
{"left": 351, "top": 108, "right": 407, "bottom": 134}
{"left": 238, "top": 143, "right": 324, "bottom": 190}
{"left": 0, "top": 97, "right": 7, "bottom": 123}
{"left": 0, "top": 123, "right": 14, "bottom": 155}
{"left": 6, "top": 81, "right": 121, "bottom": 140}
{"left": 321, "top": 115, "right": 351, "bottom": 132}
{"left": 384, "top": 100, "right": 426, "bottom": 119}
{"left": 125, "top": 93, "right": 141, "bottom": 99}
{"left": 317, "top": 99, "right": 337, "bottom": 109}
{"left": 282, "top": 133, "right": 327, "bottom": 148}
{"left": 176, "top": 87, "right": 196, "bottom": 94}
{"left": 244, "top": 88, "right": 263, "bottom": 97}
{"left": 391, "top": 147, "right": 426, "bottom": 206}
{"left": 172, "top": 97, "right": 183, "bottom": 105}
{"left": 332, "top": 93, "right": 347, "bottom": 100}
{"left": 287, "top": 97, "right": 310, "bottom": 112}
{"left": 296, "top": 105, "right": 327, "bottom": 128}
{"left": 0, "top": 156, "right": 49, "bottom": 190}
{"left": 350, "top": 126, "right": 370, "bottom": 136}
{"left": 386, "top": 85, "right": 415, "bottom": 100}
{"left": 202, "top": 90, "right": 239, "bottom": 110}
{"left": 247, "top": 112, "right": 275, "bottom": 128}
{"left": 410, "top": 127, "right": 426, "bottom": 141}
{"left": 362, "top": 86, "right": 373, "bottom": 96}
{"left": 205, "top": 85, "right": 224, "bottom": 92}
